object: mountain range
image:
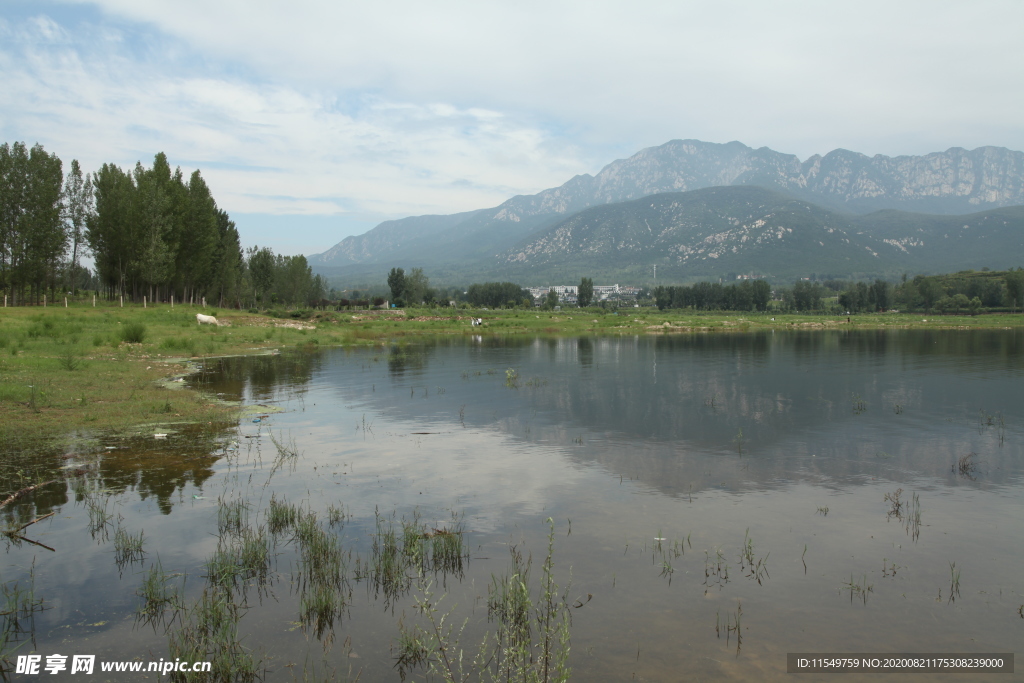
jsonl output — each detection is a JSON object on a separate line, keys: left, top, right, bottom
{"left": 308, "top": 139, "right": 1024, "bottom": 284}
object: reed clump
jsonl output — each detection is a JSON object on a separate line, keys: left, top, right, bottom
{"left": 168, "top": 587, "right": 261, "bottom": 682}
{"left": 0, "top": 563, "right": 44, "bottom": 669}
{"left": 842, "top": 574, "right": 873, "bottom": 604}
{"left": 114, "top": 526, "right": 146, "bottom": 565}
{"left": 953, "top": 452, "right": 978, "bottom": 478}
{"left": 396, "top": 517, "right": 571, "bottom": 683}
{"left": 137, "top": 559, "right": 182, "bottom": 625}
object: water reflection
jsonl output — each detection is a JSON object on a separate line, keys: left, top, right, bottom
{"left": 186, "top": 330, "right": 1024, "bottom": 502}
{"left": 0, "top": 424, "right": 230, "bottom": 528}
{"left": 3, "top": 330, "right": 1022, "bottom": 682}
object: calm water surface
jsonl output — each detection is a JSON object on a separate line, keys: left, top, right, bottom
{"left": 3, "top": 330, "right": 1023, "bottom": 681}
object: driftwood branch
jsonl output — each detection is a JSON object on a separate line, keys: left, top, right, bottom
{"left": 6, "top": 535, "right": 55, "bottom": 552}
{"left": 0, "top": 480, "right": 58, "bottom": 510}
{"left": 1, "top": 484, "right": 60, "bottom": 552}
{"left": 14, "top": 511, "right": 55, "bottom": 533}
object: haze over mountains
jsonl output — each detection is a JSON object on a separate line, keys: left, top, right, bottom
{"left": 309, "top": 139, "right": 1024, "bottom": 284}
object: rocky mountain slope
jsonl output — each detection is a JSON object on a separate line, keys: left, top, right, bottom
{"left": 494, "top": 186, "right": 1024, "bottom": 282}
{"left": 309, "top": 139, "right": 1024, "bottom": 272}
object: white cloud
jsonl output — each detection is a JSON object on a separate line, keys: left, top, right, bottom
{"left": 1, "top": 11, "right": 588, "bottom": 224}
{"left": 52, "top": 0, "right": 1024, "bottom": 158}
{"left": 4, "top": 1, "right": 1024, "bottom": 254}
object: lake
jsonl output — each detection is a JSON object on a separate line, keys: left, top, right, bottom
{"left": 3, "top": 330, "right": 1022, "bottom": 681}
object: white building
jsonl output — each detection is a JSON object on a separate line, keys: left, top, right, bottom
{"left": 527, "top": 284, "right": 640, "bottom": 304}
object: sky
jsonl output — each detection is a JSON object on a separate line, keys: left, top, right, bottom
{"left": 3, "top": 1, "right": 1023, "bottom": 257}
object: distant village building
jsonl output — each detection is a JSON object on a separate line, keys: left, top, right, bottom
{"left": 526, "top": 284, "right": 641, "bottom": 305}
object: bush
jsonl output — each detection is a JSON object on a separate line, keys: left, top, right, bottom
{"left": 120, "top": 322, "right": 147, "bottom": 344}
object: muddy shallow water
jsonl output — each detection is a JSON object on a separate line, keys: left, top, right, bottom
{"left": 3, "top": 330, "right": 1022, "bottom": 681}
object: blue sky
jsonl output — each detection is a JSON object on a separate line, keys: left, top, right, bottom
{"left": 3, "top": 0, "right": 1023, "bottom": 256}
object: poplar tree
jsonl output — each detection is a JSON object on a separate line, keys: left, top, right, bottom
{"left": 63, "top": 159, "right": 94, "bottom": 293}
{"left": 577, "top": 277, "right": 594, "bottom": 307}
{"left": 0, "top": 142, "right": 65, "bottom": 302}
{"left": 87, "top": 162, "right": 136, "bottom": 297}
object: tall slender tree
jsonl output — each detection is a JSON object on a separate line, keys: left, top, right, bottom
{"left": 248, "top": 246, "right": 275, "bottom": 305}
{"left": 63, "top": 159, "right": 94, "bottom": 293}
{"left": 87, "top": 163, "right": 136, "bottom": 297}
{"left": 210, "top": 209, "right": 243, "bottom": 307}
{"left": 387, "top": 267, "right": 406, "bottom": 304}
{"left": 577, "top": 277, "right": 594, "bottom": 307}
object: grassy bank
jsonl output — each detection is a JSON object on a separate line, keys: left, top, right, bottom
{"left": 0, "top": 303, "right": 343, "bottom": 449}
{"left": 2, "top": 301, "right": 1021, "bottom": 450}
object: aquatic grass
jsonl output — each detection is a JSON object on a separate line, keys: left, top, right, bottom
{"left": 953, "top": 452, "right": 978, "bottom": 478}
{"left": 428, "top": 513, "right": 467, "bottom": 576}
{"left": 168, "top": 587, "right": 261, "bottom": 682}
{"left": 137, "top": 559, "right": 182, "bottom": 625}
{"left": 740, "top": 529, "right": 755, "bottom": 568}
{"left": 703, "top": 547, "right": 730, "bottom": 591}
{"left": 397, "top": 518, "right": 569, "bottom": 682}
{"left": 715, "top": 601, "right": 742, "bottom": 653}
{"left": 905, "top": 492, "right": 922, "bottom": 542}
{"left": 842, "top": 574, "right": 873, "bottom": 604}
{"left": 266, "top": 494, "right": 300, "bottom": 535}
{"left": 113, "top": 526, "right": 146, "bottom": 565}
{"left": 83, "top": 492, "right": 114, "bottom": 538}
{"left": 948, "top": 562, "right": 960, "bottom": 602}
{"left": 205, "top": 545, "right": 245, "bottom": 589}
{"left": 295, "top": 514, "right": 346, "bottom": 590}
{"left": 658, "top": 557, "right": 674, "bottom": 584}
{"left": 299, "top": 582, "right": 346, "bottom": 643}
{"left": 238, "top": 528, "right": 271, "bottom": 582}
{"left": 269, "top": 430, "right": 301, "bottom": 475}
{"left": 739, "top": 529, "right": 769, "bottom": 585}
{"left": 217, "top": 497, "right": 249, "bottom": 537}
{"left": 0, "top": 562, "right": 44, "bottom": 669}
{"left": 884, "top": 488, "right": 903, "bottom": 519}
{"left": 326, "top": 503, "right": 347, "bottom": 528}
{"left": 401, "top": 512, "right": 428, "bottom": 571}
{"left": 364, "top": 511, "right": 407, "bottom": 603}
{"left": 291, "top": 511, "right": 350, "bottom": 643}
{"left": 205, "top": 527, "right": 270, "bottom": 589}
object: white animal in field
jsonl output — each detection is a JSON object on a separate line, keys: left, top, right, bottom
{"left": 196, "top": 313, "right": 220, "bottom": 326}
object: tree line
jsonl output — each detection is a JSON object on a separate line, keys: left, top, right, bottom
{"left": 787, "top": 270, "right": 1024, "bottom": 314}
{"left": 0, "top": 142, "right": 74, "bottom": 303}
{"left": 1, "top": 142, "right": 326, "bottom": 308}
{"left": 88, "top": 152, "right": 242, "bottom": 305}
{"left": 654, "top": 280, "right": 772, "bottom": 311}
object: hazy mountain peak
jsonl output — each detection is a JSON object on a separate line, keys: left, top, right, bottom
{"left": 308, "top": 138, "right": 1024, "bottom": 278}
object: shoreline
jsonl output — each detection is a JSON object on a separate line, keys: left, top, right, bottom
{"left": 1, "top": 304, "right": 1021, "bottom": 457}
